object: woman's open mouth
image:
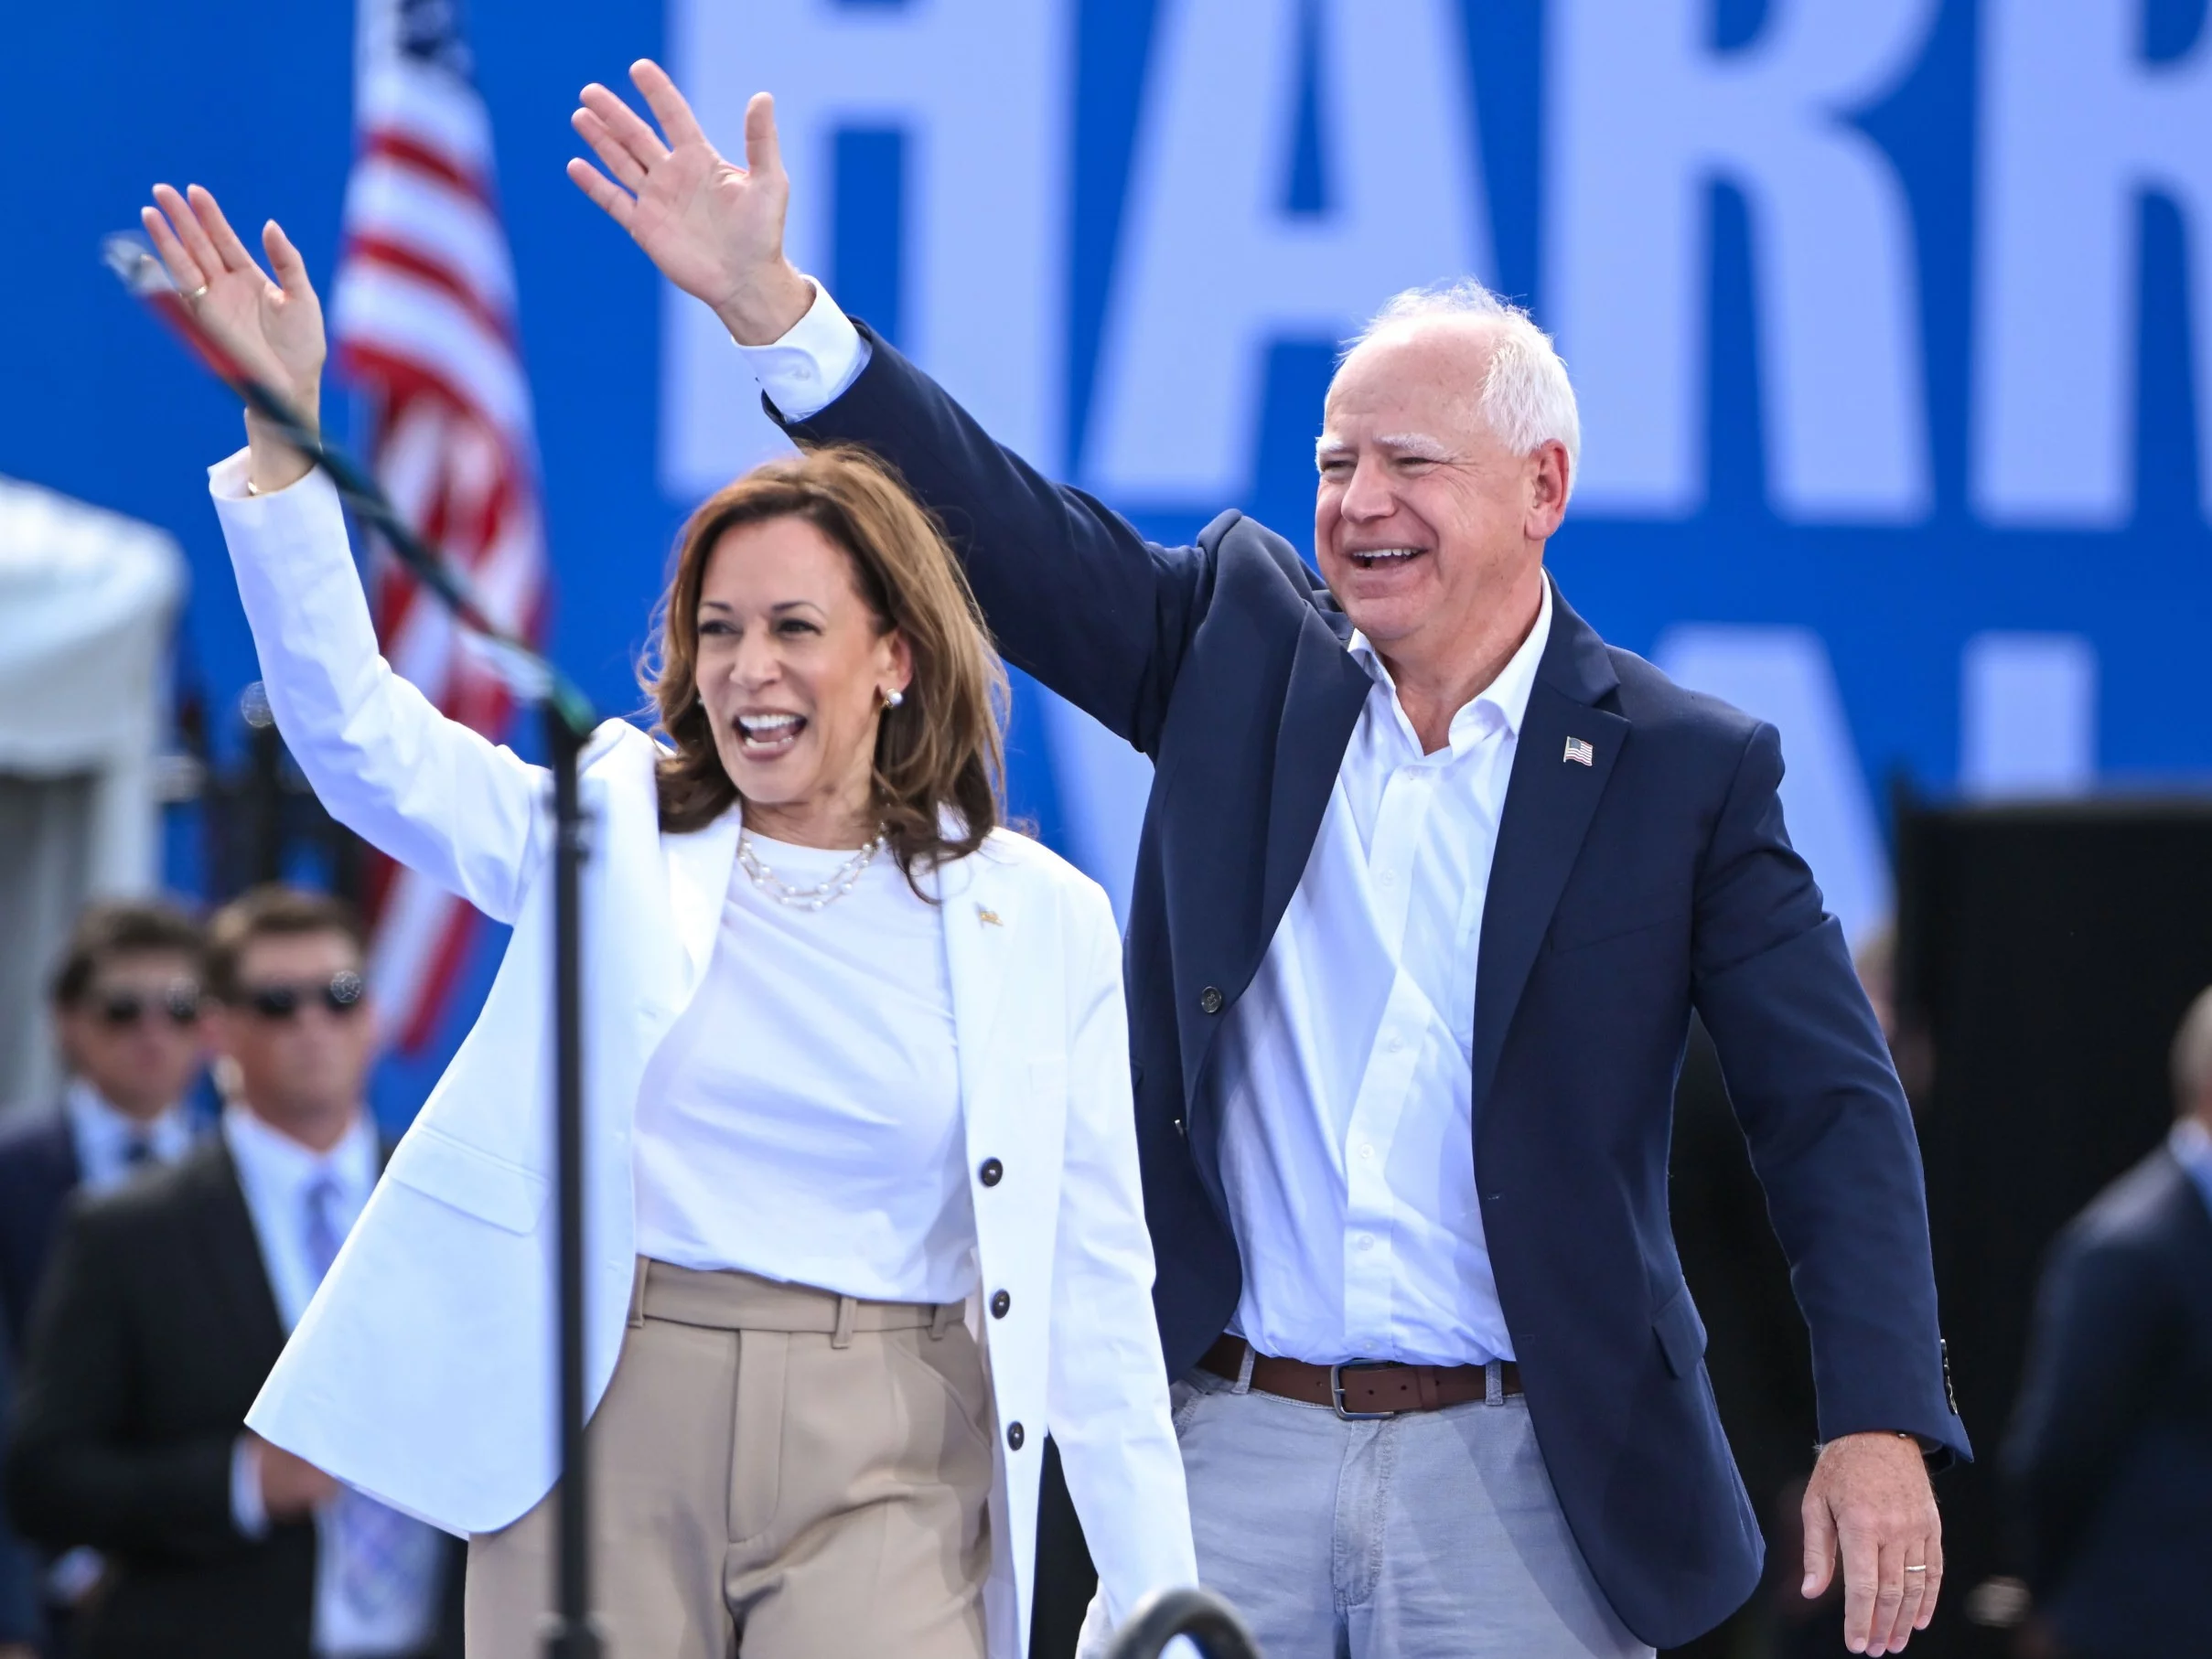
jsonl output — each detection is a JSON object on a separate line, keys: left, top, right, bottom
{"left": 735, "top": 712, "right": 806, "bottom": 759}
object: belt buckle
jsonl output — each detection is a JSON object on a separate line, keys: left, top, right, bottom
{"left": 1328, "top": 1360, "right": 1398, "bottom": 1420}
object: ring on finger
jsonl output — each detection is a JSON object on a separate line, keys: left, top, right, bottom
{"left": 1903, "top": 1564, "right": 1928, "bottom": 1574}
{"left": 185, "top": 282, "right": 209, "bottom": 301}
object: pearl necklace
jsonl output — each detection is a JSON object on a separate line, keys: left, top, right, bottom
{"left": 736, "top": 830, "right": 886, "bottom": 912}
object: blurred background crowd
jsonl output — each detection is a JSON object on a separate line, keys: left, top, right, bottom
{"left": 5, "top": 1, "right": 2211, "bottom": 1656}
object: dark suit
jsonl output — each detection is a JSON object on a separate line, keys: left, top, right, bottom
{"left": 0, "top": 1317, "right": 37, "bottom": 1646}
{"left": 2003, "top": 1142, "right": 2212, "bottom": 1659}
{"left": 778, "top": 328, "right": 1969, "bottom": 1647}
{"left": 0, "top": 1109, "right": 81, "bottom": 1359}
{"left": 3, "top": 1136, "right": 462, "bottom": 1659}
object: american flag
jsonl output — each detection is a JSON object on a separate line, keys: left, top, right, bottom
{"left": 333, "top": 0, "right": 544, "bottom": 1052}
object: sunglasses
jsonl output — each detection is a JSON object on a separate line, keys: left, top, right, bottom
{"left": 236, "top": 970, "right": 368, "bottom": 1021}
{"left": 92, "top": 984, "right": 203, "bottom": 1028}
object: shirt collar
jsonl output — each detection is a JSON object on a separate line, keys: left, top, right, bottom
{"left": 1349, "top": 573, "right": 1555, "bottom": 758}
{"left": 2171, "top": 1118, "right": 2212, "bottom": 1216}
{"left": 220, "top": 1100, "right": 380, "bottom": 1205}
{"left": 64, "top": 1078, "right": 194, "bottom": 1166}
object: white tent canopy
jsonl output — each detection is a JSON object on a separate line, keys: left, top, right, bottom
{"left": 0, "top": 475, "right": 184, "bottom": 1112}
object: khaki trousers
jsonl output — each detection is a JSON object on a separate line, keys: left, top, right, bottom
{"left": 466, "top": 1259, "right": 993, "bottom": 1659}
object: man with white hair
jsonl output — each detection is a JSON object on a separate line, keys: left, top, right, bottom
{"left": 567, "top": 64, "right": 1967, "bottom": 1659}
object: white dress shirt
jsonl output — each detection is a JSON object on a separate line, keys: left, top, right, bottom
{"left": 1217, "top": 587, "right": 1552, "bottom": 1367}
{"left": 633, "top": 832, "right": 974, "bottom": 1304}
{"left": 63, "top": 1080, "right": 196, "bottom": 1194}
{"left": 736, "top": 284, "right": 1553, "bottom": 1369}
{"left": 224, "top": 1106, "right": 443, "bottom": 1659}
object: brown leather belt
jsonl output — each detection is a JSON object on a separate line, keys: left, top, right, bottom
{"left": 1200, "top": 1335, "right": 1520, "bottom": 1418}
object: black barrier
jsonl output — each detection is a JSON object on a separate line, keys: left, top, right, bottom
{"left": 1104, "top": 1589, "right": 1263, "bottom": 1659}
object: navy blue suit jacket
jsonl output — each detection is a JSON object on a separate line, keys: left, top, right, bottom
{"left": 778, "top": 327, "right": 1969, "bottom": 1646}
{"left": 0, "top": 1108, "right": 81, "bottom": 1357}
{"left": 2003, "top": 1145, "right": 2212, "bottom": 1659}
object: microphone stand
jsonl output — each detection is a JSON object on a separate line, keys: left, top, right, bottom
{"left": 1103, "top": 1588, "right": 1263, "bottom": 1659}
{"left": 107, "top": 236, "right": 605, "bottom": 1659}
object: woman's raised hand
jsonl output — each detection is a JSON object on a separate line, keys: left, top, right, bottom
{"left": 142, "top": 184, "right": 326, "bottom": 493}
{"left": 567, "top": 60, "right": 813, "bottom": 346}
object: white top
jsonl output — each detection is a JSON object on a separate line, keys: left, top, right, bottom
{"left": 632, "top": 831, "right": 974, "bottom": 1304}
{"left": 223, "top": 1105, "right": 444, "bottom": 1659}
{"left": 64, "top": 1079, "right": 196, "bottom": 1194}
{"left": 737, "top": 285, "right": 1552, "bottom": 1365}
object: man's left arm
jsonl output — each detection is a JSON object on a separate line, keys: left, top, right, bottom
{"left": 1690, "top": 719, "right": 1965, "bottom": 1656}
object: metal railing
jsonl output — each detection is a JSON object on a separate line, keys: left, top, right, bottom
{"left": 1103, "top": 1589, "right": 1263, "bottom": 1659}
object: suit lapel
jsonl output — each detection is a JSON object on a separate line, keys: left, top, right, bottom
{"left": 936, "top": 852, "right": 1010, "bottom": 1120}
{"left": 187, "top": 1140, "right": 288, "bottom": 1362}
{"left": 663, "top": 808, "right": 744, "bottom": 993}
{"left": 1260, "top": 612, "right": 1371, "bottom": 964}
{"left": 1468, "top": 593, "right": 1627, "bottom": 1123}
{"left": 1176, "top": 609, "right": 1368, "bottom": 1113}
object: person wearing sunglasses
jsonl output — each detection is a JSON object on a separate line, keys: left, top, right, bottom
{"left": 0, "top": 899, "right": 209, "bottom": 1658}
{"left": 5, "top": 886, "right": 464, "bottom": 1659}
{"left": 0, "top": 900, "right": 209, "bottom": 1358}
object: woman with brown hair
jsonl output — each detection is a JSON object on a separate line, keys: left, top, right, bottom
{"left": 144, "top": 181, "right": 1196, "bottom": 1659}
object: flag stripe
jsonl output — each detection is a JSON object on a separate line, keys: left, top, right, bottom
{"left": 339, "top": 6, "right": 544, "bottom": 1055}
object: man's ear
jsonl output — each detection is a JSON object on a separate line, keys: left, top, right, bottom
{"left": 1526, "top": 440, "right": 1573, "bottom": 540}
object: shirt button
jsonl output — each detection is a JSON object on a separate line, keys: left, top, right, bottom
{"left": 1005, "top": 1421, "right": 1025, "bottom": 1451}
{"left": 1359, "top": 1144, "right": 1375, "bottom": 1161}
{"left": 1356, "top": 1234, "right": 1374, "bottom": 1251}
{"left": 978, "top": 1158, "right": 1004, "bottom": 1187}
{"left": 1387, "top": 1034, "right": 1406, "bottom": 1054}
{"left": 1199, "top": 986, "right": 1224, "bottom": 1015}
{"left": 1376, "top": 870, "right": 1396, "bottom": 888}
{"left": 990, "top": 1290, "right": 1011, "bottom": 1319}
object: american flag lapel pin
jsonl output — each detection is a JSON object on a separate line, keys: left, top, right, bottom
{"left": 976, "top": 904, "right": 1003, "bottom": 927}
{"left": 1563, "top": 735, "right": 1596, "bottom": 767}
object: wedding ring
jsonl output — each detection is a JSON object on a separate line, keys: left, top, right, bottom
{"left": 185, "top": 282, "right": 209, "bottom": 300}
{"left": 1904, "top": 1564, "right": 1928, "bottom": 1573}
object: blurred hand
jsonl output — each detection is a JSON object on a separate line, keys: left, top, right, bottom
{"left": 566, "top": 59, "right": 813, "bottom": 345}
{"left": 1803, "top": 1431, "right": 1944, "bottom": 1655}
{"left": 249, "top": 1431, "right": 339, "bottom": 1520}
{"left": 140, "top": 184, "right": 326, "bottom": 493}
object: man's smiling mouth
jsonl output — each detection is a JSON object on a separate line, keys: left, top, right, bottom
{"left": 1347, "top": 547, "right": 1427, "bottom": 570}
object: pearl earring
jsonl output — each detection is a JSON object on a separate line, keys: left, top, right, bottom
{"left": 883, "top": 687, "right": 905, "bottom": 709}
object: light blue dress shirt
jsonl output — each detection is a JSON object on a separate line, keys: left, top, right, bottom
{"left": 223, "top": 1106, "right": 444, "bottom": 1658}
{"left": 2172, "top": 1117, "right": 2212, "bottom": 1219}
{"left": 62, "top": 1080, "right": 196, "bottom": 1194}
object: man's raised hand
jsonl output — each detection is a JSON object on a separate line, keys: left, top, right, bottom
{"left": 567, "top": 60, "right": 814, "bottom": 346}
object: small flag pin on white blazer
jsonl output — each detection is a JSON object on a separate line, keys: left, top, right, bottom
{"left": 1563, "top": 736, "right": 1596, "bottom": 766}
{"left": 977, "top": 904, "right": 1003, "bottom": 926}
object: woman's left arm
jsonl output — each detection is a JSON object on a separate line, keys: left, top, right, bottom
{"left": 1046, "top": 883, "right": 1199, "bottom": 1622}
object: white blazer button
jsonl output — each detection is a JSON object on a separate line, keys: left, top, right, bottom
{"left": 1005, "top": 1421, "right": 1025, "bottom": 1450}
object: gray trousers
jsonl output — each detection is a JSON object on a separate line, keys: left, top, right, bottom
{"left": 1172, "top": 1363, "right": 1653, "bottom": 1659}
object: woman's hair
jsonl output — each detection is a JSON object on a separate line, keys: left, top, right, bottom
{"left": 640, "top": 444, "right": 1008, "bottom": 886}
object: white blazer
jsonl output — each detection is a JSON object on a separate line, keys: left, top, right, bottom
{"left": 210, "top": 454, "right": 1197, "bottom": 1659}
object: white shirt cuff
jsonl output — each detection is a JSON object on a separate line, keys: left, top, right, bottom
{"left": 231, "top": 1434, "right": 271, "bottom": 1539}
{"left": 733, "top": 277, "right": 871, "bottom": 422}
